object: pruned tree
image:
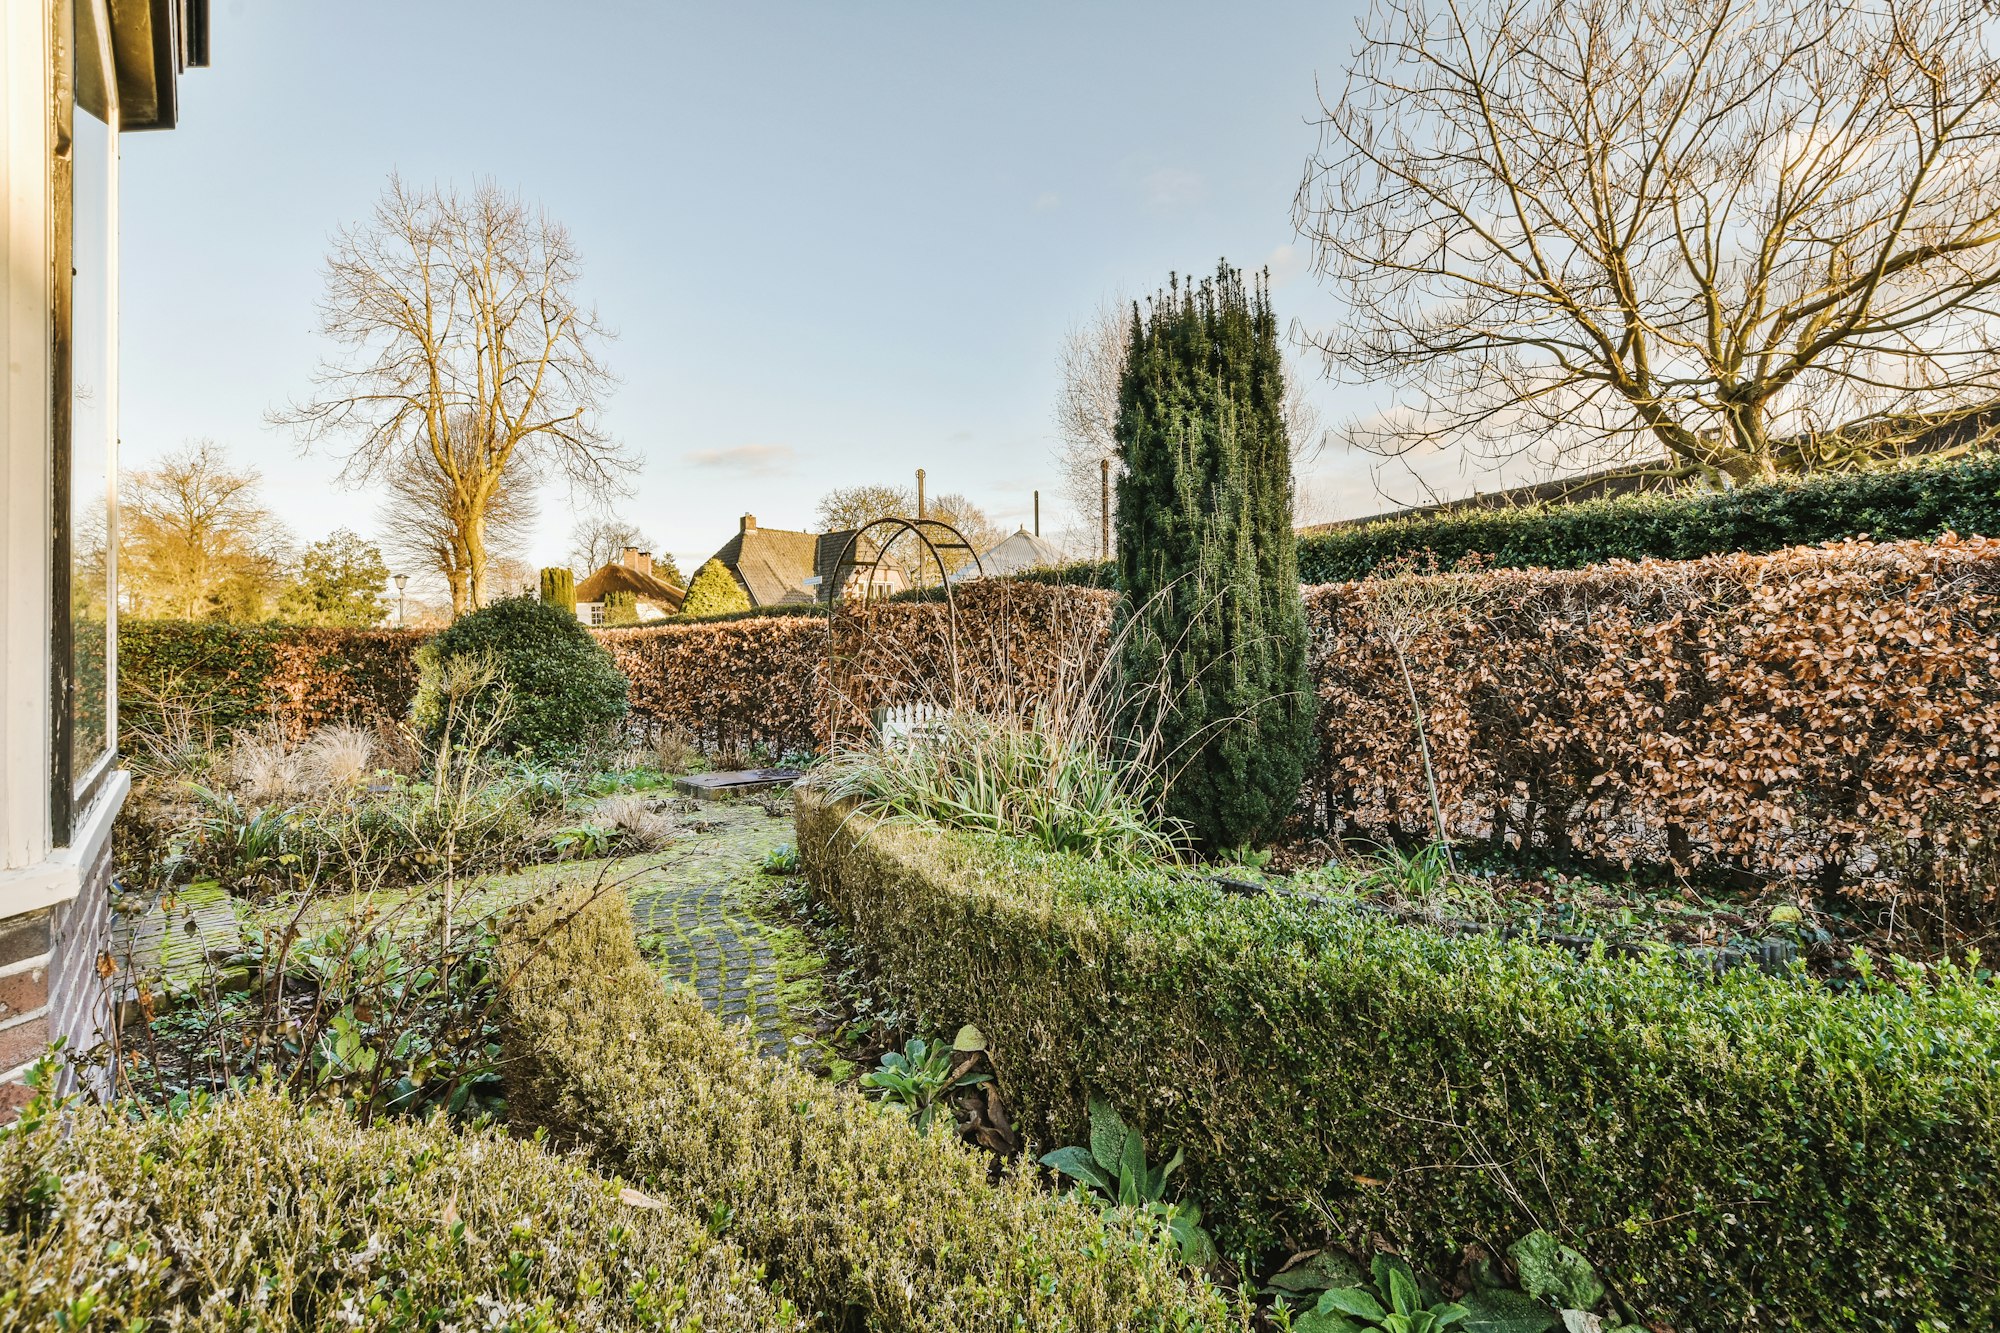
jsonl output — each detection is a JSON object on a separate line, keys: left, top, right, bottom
{"left": 275, "top": 175, "right": 625, "bottom": 614}
{"left": 682, "top": 557, "right": 751, "bottom": 617}
{"left": 1054, "top": 295, "right": 1327, "bottom": 553}
{"left": 1296, "top": 0, "right": 2000, "bottom": 484}
{"left": 120, "top": 440, "right": 292, "bottom": 619}
{"left": 1114, "top": 265, "right": 1315, "bottom": 852}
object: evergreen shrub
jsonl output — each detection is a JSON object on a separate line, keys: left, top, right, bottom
{"left": 602, "top": 588, "right": 638, "bottom": 627}
{"left": 539, "top": 565, "right": 576, "bottom": 612}
{"left": 681, "top": 557, "right": 752, "bottom": 617}
{"left": 0, "top": 1083, "right": 791, "bottom": 1330}
{"left": 795, "top": 791, "right": 2000, "bottom": 1333}
{"left": 1009, "top": 452, "right": 2000, "bottom": 588}
{"left": 495, "top": 884, "right": 1232, "bottom": 1333}
{"left": 422, "top": 596, "right": 628, "bottom": 761}
{"left": 1293, "top": 451, "right": 2000, "bottom": 583}
{"left": 1113, "top": 264, "right": 1314, "bottom": 850}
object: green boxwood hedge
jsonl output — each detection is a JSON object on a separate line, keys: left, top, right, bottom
{"left": 1009, "top": 454, "right": 2000, "bottom": 587}
{"left": 495, "top": 883, "right": 1233, "bottom": 1332}
{"left": 0, "top": 1083, "right": 793, "bottom": 1330}
{"left": 795, "top": 791, "right": 2000, "bottom": 1333}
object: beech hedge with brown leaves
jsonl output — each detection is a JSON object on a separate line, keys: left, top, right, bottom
{"left": 120, "top": 540, "right": 2000, "bottom": 910}
{"left": 1310, "top": 535, "right": 2000, "bottom": 919}
{"left": 596, "top": 580, "right": 1115, "bottom": 754}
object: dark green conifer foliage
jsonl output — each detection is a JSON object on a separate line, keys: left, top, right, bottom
{"left": 539, "top": 567, "right": 575, "bottom": 612}
{"left": 1114, "top": 263, "right": 1314, "bottom": 851}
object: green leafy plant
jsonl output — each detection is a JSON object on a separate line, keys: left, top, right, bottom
{"left": 761, "top": 843, "right": 801, "bottom": 875}
{"left": 859, "top": 1035, "right": 989, "bottom": 1134}
{"left": 1296, "top": 1255, "right": 1468, "bottom": 1333}
{"left": 1504, "top": 1230, "right": 1616, "bottom": 1323}
{"left": 177, "top": 783, "right": 304, "bottom": 896}
{"left": 549, "top": 822, "right": 618, "bottom": 859}
{"left": 1041, "top": 1097, "right": 1218, "bottom": 1266}
{"left": 125, "top": 911, "right": 508, "bottom": 1126}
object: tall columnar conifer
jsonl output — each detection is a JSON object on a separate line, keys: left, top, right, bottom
{"left": 1114, "top": 264, "right": 1314, "bottom": 851}
{"left": 539, "top": 566, "right": 576, "bottom": 613}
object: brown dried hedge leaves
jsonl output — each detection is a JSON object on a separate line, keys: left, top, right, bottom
{"left": 1311, "top": 535, "right": 2000, "bottom": 924}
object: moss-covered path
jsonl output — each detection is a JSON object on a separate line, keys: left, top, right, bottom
{"left": 622, "top": 797, "right": 802, "bottom": 1058}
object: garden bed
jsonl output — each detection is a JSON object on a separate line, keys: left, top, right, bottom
{"left": 493, "top": 880, "right": 1233, "bottom": 1332}
{"left": 797, "top": 788, "right": 2000, "bottom": 1332}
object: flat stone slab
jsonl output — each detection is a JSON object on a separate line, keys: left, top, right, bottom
{"left": 673, "top": 768, "right": 802, "bottom": 799}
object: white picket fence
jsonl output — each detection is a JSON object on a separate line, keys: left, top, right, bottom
{"left": 872, "top": 701, "right": 946, "bottom": 748}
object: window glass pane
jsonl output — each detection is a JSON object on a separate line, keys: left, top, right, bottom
{"left": 69, "top": 12, "right": 114, "bottom": 787}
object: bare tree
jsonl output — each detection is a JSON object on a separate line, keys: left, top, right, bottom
{"left": 1052, "top": 294, "right": 1327, "bottom": 551}
{"left": 275, "top": 175, "right": 625, "bottom": 614}
{"left": 1296, "top": 0, "right": 2000, "bottom": 484}
{"left": 120, "top": 440, "right": 292, "bottom": 619}
{"left": 814, "top": 483, "right": 1003, "bottom": 578}
{"left": 571, "top": 515, "right": 651, "bottom": 573}
{"left": 378, "top": 414, "right": 537, "bottom": 613}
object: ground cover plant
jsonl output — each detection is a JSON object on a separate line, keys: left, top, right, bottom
{"left": 495, "top": 881, "right": 1236, "bottom": 1332}
{"left": 0, "top": 1075, "right": 795, "bottom": 1331}
{"left": 797, "top": 789, "right": 2000, "bottom": 1332}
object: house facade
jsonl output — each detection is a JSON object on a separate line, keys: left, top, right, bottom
{"left": 705, "top": 513, "right": 909, "bottom": 607}
{"left": 575, "top": 546, "right": 686, "bottom": 625}
{"left": 0, "top": 0, "right": 207, "bottom": 1110}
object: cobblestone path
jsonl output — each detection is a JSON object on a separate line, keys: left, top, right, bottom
{"left": 624, "top": 797, "right": 799, "bottom": 1058}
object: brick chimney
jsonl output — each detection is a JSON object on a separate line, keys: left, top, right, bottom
{"left": 634, "top": 549, "right": 653, "bottom": 576}
{"left": 740, "top": 513, "right": 757, "bottom": 534}
{"left": 620, "top": 545, "right": 642, "bottom": 572}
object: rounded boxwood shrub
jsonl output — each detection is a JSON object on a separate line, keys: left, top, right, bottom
{"left": 0, "top": 1082, "right": 788, "bottom": 1330}
{"left": 419, "top": 595, "right": 629, "bottom": 761}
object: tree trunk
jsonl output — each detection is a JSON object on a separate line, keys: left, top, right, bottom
{"left": 463, "top": 506, "right": 489, "bottom": 611}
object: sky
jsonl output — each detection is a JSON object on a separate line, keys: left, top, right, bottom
{"left": 118, "top": 0, "right": 1456, "bottom": 590}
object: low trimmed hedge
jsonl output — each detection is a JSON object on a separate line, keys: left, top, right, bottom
{"left": 1295, "top": 453, "right": 2000, "bottom": 582}
{"left": 795, "top": 791, "right": 2000, "bottom": 1333}
{"left": 0, "top": 1084, "right": 793, "bottom": 1330}
{"left": 1005, "top": 454, "right": 2000, "bottom": 587}
{"left": 495, "top": 884, "right": 1232, "bottom": 1332}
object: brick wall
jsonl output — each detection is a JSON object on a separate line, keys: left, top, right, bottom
{"left": 0, "top": 907, "right": 52, "bottom": 1119}
{"left": 0, "top": 844, "right": 117, "bottom": 1118}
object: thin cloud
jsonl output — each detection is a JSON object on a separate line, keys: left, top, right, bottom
{"left": 682, "top": 443, "right": 796, "bottom": 476}
{"left": 1264, "top": 242, "right": 1306, "bottom": 288}
{"left": 1141, "top": 166, "right": 1205, "bottom": 211}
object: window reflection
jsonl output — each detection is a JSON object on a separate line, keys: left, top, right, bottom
{"left": 69, "top": 0, "right": 115, "bottom": 790}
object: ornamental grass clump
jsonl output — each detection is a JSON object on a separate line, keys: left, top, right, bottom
{"left": 0, "top": 1078, "right": 794, "bottom": 1330}
{"left": 495, "top": 884, "right": 1233, "bottom": 1333}
{"left": 815, "top": 708, "right": 1181, "bottom": 865}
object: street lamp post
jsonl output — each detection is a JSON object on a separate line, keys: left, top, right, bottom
{"left": 393, "top": 573, "right": 408, "bottom": 628}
